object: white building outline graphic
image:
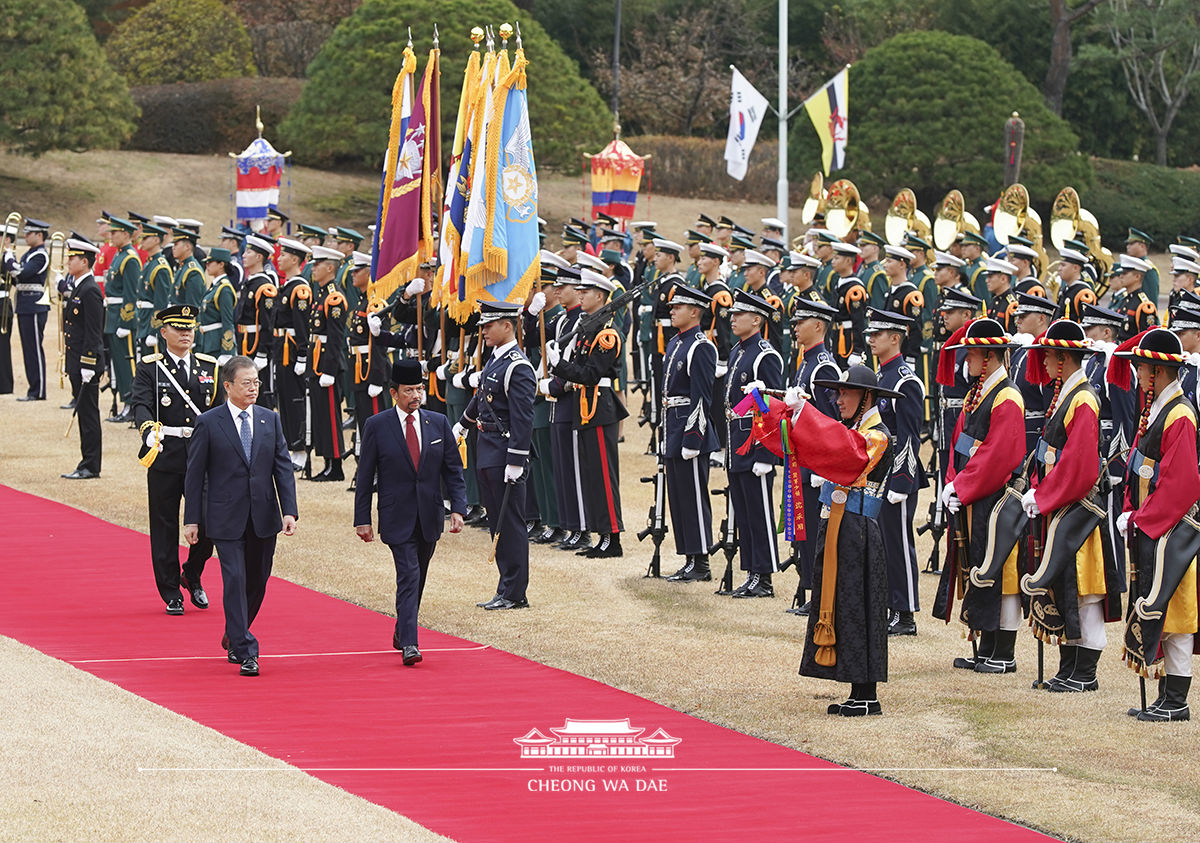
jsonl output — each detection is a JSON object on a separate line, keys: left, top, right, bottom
{"left": 514, "top": 718, "right": 681, "bottom": 758}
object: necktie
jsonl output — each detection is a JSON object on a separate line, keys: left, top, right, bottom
{"left": 178, "top": 359, "right": 187, "bottom": 383}
{"left": 239, "top": 410, "right": 252, "bottom": 462}
{"left": 406, "top": 413, "right": 420, "bottom": 468}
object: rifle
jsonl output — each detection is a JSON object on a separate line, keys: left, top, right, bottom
{"left": 303, "top": 373, "right": 313, "bottom": 480}
{"left": 637, "top": 414, "right": 668, "bottom": 578}
{"left": 553, "top": 274, "right": 655, "bottom": 350}
{"left": 710, "top": 487, "right": 737, "bottom": 594}
{"left": 1029, "top": 511, "right": 1048, "bottom": 689}
{"left": 917, "top": 388, "right": 947, "bottom": 573}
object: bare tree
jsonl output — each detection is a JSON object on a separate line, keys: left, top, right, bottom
{"left": 1105, "top": 0, "right": 1200, "bottom": 165}
{"left": 1043, "top": 0, "right": 1107, "bottom": 115}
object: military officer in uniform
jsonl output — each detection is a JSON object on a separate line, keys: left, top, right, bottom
{"left": 723, "top": 290, "right": 784, "bottom": 597}
{"left": 661, "top": 286, "right": 720, "bottom": 582}
{"left": 453, "top": 301, "right": 536, "bottom": 610}
{"left": 1010, "top": 293, "right": 1056, "bottom": 456}
{"left": 962, "top": 231, "right": 991, "bottom": 307}
{"left": 100, "top": 217, "right": 142, "bottom": 421}
{"left": 3, "top": 218, "right": 51, "bottom": 400}
{"left": 1053, "top": 247, "right": 1097, "bottom": 322}
{"left": 1006, "top": 239, "right": 1046, "bottom": 298}
{"left": 346, "top": 251, "right": 393, "bottom": 439}
{"left": 0, "top": 219, "right": 15, "bottom": 394}
{"left": 61, "top": 239, "right": 105, "bottom": 479}
{"left": 880, "top": 245, "right": 925, "bottom": 367}
{"left": 1165, "top": 247, "right": 1200, "bottom": 326}
{"left": 858, "top": 231, "right": 888, "bottom": 311}
{"left": 524, "top": 256, "right": 562, "bottom": 542}
{"left": 1125, "top": 227, "right": 1160, "bottom": 303}
{"left": 304, "top": 245, "right": 348, "bottom": 481}
{"left": 272, "top": 238, "right": 313, "bottom": 468}
{"left": 198, "top": 247, "right": 237, "bottom": 364}
{"left": 829, "top": 241, "right": 868, "bottom": 367}
{"left": 1111, "top": 253, "right": 1159, "bottom": 341}
{"left": 984, "top": 257, "right": 1021, "bottom": 333}
{"left": 234, "top": 235, "right": 278, "bottom": 407}
{"left": 170, "top": 227, "right": 206, "bottom": 310}
{"left": 136, "top": 223, "right": 173, "bottom": 352}
{"left": 131, "top": 305, "right": 223, "bottom": 615}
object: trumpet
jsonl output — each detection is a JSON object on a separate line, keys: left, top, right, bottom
{"left": 0, "top": 211, "right": 20, "bottom": 336}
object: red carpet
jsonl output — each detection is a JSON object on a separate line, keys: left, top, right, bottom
{"left": 0, "top": 485, "right": 1053, "bottom": 842}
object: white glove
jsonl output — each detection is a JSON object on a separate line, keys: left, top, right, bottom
{"left": 143, "top": 430, "right": 162, "bottom": 450}
{"left": 1021, "top": 488, "right": 1040, "bottom": 519}
{"left": 751, "top": 462, "right": 772, "bottom": 477}
{"left": 681, "top": 447, "right": 700, "bottom": 460}
{"left": 714, "top": 360, "right": 728, "bottom": 379}
{"left": 435, "top": 361, "right": 451, "bottom": 379}
{"left": 253, "top": 354, "right": 268, "bottom": 370}
{"left": 538, "top": 377, "right": 552, "bottom": 396}
{"left": 115, "top": 327, "right": 130, "bottom": 338}
{"left": 467, "top": 371, "right": 482, "bottom": 389}
{"left": 216, "top": 355, "right": 231, "bottom": 366}
{"left": 419, "top": 360, "right": 430, "bottom": 375}
{"left": 848, "top": 353, "right": 864, "bottom": 368}
{"left": 451, "top": 371, "right": 468, "bottom": 389}
{"left": 405, "top": 278, "right": 425, "bottom": 298}
{"left": 941, "top": 481, "right": 961, "bottom": 515}
{"left": 546, "top": 340, "right": 561, "bottom": 368}
{"left": 367, "top": 313, "right": 382, "bottom": 337}
{"left": 80, "top": 368, "right": 95, "bottom": 384}
{"left": 452, "top": 422, "right": 467, "bottom": 441}
{"left": 447, "top": 349, "right": 460, "bottom": 361}
{"left": 810, "top": 473, "right": 826, "bottom": 489}
{"left": 367, "top": 384, "right": 383, "bottom": 397}
{"left": 528, "top": 291, "right": 546, "bottom": 316}
{"left": 318, "top": 373, "right": 335, "bottom": 388}
{"left": 784, "top": 386, "right": 808, "bottom": 413}
{"left": 886, "top": 490, "right": 908, "bottom": 505}
{"left": 294, "top": 359, "right": 306, "bottom": 376}
{"left": 1117, "top": 511, "right": 1131, "bottom": 539}
{"left": 145, "top": 335, "right": 158, "bottom": 348}
{"left": 742, "top": 379, "right": 766, "bottom": 395}
{"left": 504, "top": 464, "right": 524, "bottom": 484}
{"left": 2, "top": 248, "right": 13, "bottom": 263}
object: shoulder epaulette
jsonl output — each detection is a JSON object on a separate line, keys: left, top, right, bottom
{"left": 194, "top": 353, "right": 217, "bottom": 364}
{"left": 142, "top": 353, "right": 162, "bottom": 363}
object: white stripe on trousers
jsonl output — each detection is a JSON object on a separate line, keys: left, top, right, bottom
{"left": 760, "top": 472, "right": 779, "bottom": 572}
{"left": 571, "top": 429, "right": 587, "bottom": 530}
{"left": 901, "top": 496, "right": 917, "bottom": 611}
{"left": 692, "top": 458, "right": 711, "bottom": 550}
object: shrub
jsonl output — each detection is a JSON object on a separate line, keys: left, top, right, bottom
{"left": 107, "top": 0, "right": 256, "bottom": 86}
{"left": 1082, "top": 158, "right": 1200, "bottom": 250}
{"left": 627, "top": 135, "right": 807, "bottom": 204}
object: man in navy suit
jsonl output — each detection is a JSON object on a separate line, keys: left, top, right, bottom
{"left": 184, "top": 355, "right": 298, "bottom": 676}
{"left": 354, "top": 359, "right": 468, "bottom": 666}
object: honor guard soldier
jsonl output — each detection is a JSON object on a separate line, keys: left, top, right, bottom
{"left": 0, "top": 219, "right": 14, "bottom": 394}
{"left": 829, "top": 241, "right": 867, "bottom": 367}
{"left": 857, "top": 231, "right": 888, "bottom": 311}
{"left": 453, "top": 301, "right": 536, "bottom": 610}
{"left": 932, "top": 250, "right": 970, "bottom": 301}
{"left": 273, "top": 238, "right": 313, "bottom": 468}
{"left": 660, "top": 286, "right": 719, "bottom": 582}
{"left": 880, "top": 246, "right": 925, "bottom": 366}
{"left": 1011, "top": 293, "right": 1057, "bottom": 459}
{"left": 648, "top": 237, "right": 686, "bottom": 392}
{"left": 546, "top": 269, "right": 627, "bottom": 558}
{"left": 723, "top": 290, "right": 784, "bottom": 596}
{"left": 131, "top": 305, "right": 223, "bottom": 615}
{"left": 864, "top": 309, "right": 926, "bottom": 636}
{"left": 3, "top": 218, "right": 51, "bottom": 400}
{"left": 198, "top": 248, "right": 237, "bottom": 364}
{"left": 170, "top": 227, "right": 206, "bottom": 309}
{"left": 296, "top": 224, "right": 326, "bottom": 283}
{"left": 683, "top": 229, "right": 712, "bottom": 287}
{"left": 525, "top": 255, "right": 564, "bottom": 543}
{"left": 725, "top": 233, "right": 750, "bottom": 291}
{"left": 785, "top": 297, "right": 841, "bottom": 614}
{"left": 932, "top": 319, "right": 1027, "bottom": 673}
{"left": 1113, "top": 329, "right": 1200, "bottom": 720}
{"left": 811, "top": 230, "right": 838, "bottom": 304}
{"left": 1006, "top": 238, "right": 1046, "bottom": 297}
{"left": 1053, "top": 247, "right": 1097, "bottom": 321}
{"left": 1111, "top": 253, "right": 1159, "bottom": 341}
{"left": 152, "top": 216, "right": 178, "bottom": 269}
{"left": 136, "top": 223, "right": 172, "bottom": 352}
{"left": 234, "top": 235, "right": 278, "bottom": 404}
{"left": 760, "top": 236, "right": 787, "bottom": 295}
{"left": 1019, "top": 320, "right": 1121, "bottom": 692}
{"left": 61, "top": 238, "right": 105, "bottom": 479}
{"left": 264, "top": 208, "right": 288, "bottom": 273}
{"left": 560, "top": 225, "right": 589, "bottom": 266}
{"left": 1165, "top": 247, "right": 1200, "bottom": 325}
{"left": 103, "top": 217, "right": 142, "bottom": 421}
{"left": 739, "top": 249, "right": 785, "bottom": 351}
{"left": 961, "top": 231, "right": 991, "bottom": 307}
{"left": 305, "top": 245, "right": 348, "bottom": 481}
{"left": 984, "top": 257, "right": 1021, "bottom": 333}
{"left": 696, "top": 242, "right": 733, "bottom": 454}
{"left": 347, "top": 252, "right": 393, "bottom": 439}
{"left": 1169, "top": 291, "right": 1200, "bottom": 404}
{"left": 332, "top": 228, "right": 365, "bottom": 305}
{"left": 1125, "top": 227, "right": 1160, "bottom": 303}
{"left": 218, "top": 226, "right": 246, "bottom": 291}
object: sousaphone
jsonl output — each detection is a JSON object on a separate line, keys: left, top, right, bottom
{"left": 824, "top": 179, "right": 871, "bottom": 239}
{"left": 884, "top": 188, "right": 931, "bottom": 247}
{"left": 1050, "top": 186, "right": 1114, "bottom": 296}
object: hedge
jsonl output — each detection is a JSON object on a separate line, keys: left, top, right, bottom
{"left": 1082, "top": 157, "right": 1200, "bottom": 250}
{"left": 626, "top": 135, "right": 805, "bottom": 204}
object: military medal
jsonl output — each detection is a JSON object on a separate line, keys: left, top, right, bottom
{"left": 161, "top": 394, "right": 171, "bottom": 407}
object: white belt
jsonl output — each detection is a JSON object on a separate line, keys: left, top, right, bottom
{"left": 274, "top": 328, "right": 296, "bottom": 336}
{"left": 351, "top": 344, "right": 371, "bottom": 354}
{"left": 0, "top": 291, "right": 7, "bottom": 299}
{"left": 16, "top": 284, "right": 43, "bottom": 293}
{"left": 198, "top": 324, "right": 220, "bottom": 333}
{"left": 1026, "top": 411, "right": 1045, "bottom": 419}
{"left": 638, "top": 305, "right": 653, "bottom": 315}
{"left": 942, "top": 398, "right": 963, "bottom": 409}
{"left": 238, "top": 324, "right": 258, "bottom": 333}
{"left": 312, "top": 334, "right": 327, "bottom": 343}
{"left": 104, "top": 296, "right": 123, "bottom": 306}
{"left": 839, "top": 320, "right": 853, "bottom": 328}
{"left": 160, "top": 425, "right": 193, "bottom": 439}
{"left": 136, "top": 300, "right": 155, "bottom": 309}
{"left": 664, "top": 396, "right": 691, "bottom": 408}
{"left": 657, "top": 318, "right": 672, "bottom": 327}
{"left": 593, "top": 377, "right": 613, "bottom": 388}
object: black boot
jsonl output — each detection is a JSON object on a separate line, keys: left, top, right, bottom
{"left": 667, "top": 555, "right": 711, "bottom": 582}
{"left": 1045, "top": 645, "right": 1078, "bottom": 690}
{"left": 975, "top": 629, "right": 1017, "bottom": 673}
{"left": 730, "top": 573, "right": 755, "bottom": 596}
{"left": 1137, "top": 675, "right": 1192, "bottom": 722}
{"left": 887, "top": 610, "right": 917, "bottom": 636}
{"left": 828, "top": 682, "right": 882, "bottom": 716}
{"left": 587, "top": 533, "right": 623, "bottom": 558}
{"left": 576, "top": 533, "right": 602, "bottom": 555}
{"left": 311, "top": 459, "right": 343, "bottom": 482}
{"left": 666, "top": 557, "right": 693, "bottom": 580}
{"left": 733, "top": 572, "right": 773, "bottom": 597}
{"left": 955, "top": 630, "right": 993, "bottom": 670}
{"left": 1049, "top": 646, "right": 1100, "bottom": 692}
{"left": 786, "top": 586, "right": 808, "bottom": 615}
{"left": 1129, "top": 678, "right": 1167, "bottom": 717}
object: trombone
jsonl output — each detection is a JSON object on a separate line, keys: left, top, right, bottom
{"left": 0, "top": 211, "right": 19, "bottom": 336}
{"left": 47, "top": 231, "right": 68, "bottom": 388}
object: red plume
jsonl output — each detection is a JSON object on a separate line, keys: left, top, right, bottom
{"left": 1106, "top": 329, "right": 1150, "bottom": 391}
{"left": 937, "top": 320, "right": 972, "bottom": 386}
{"left": 1025, "top": 330, "right": 1052, "bottom": 386}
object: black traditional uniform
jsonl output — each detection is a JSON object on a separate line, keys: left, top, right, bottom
{"left": 830, "top": 274, "right": 868, "bottom": 367}
{"left": 546, "top": 284, "right": 589, "bottom": 547}
{"left": 272, "top": 271, "right": 313, "bottom": 454}
{"left": 130, "top": 306, "right": 223, "bottom": 611}
{"left": 3, "top": 220, "right": 50, "bottom": 399}
{"left": 306, "top": 281, "right": 347, "bottom": 477}
{"left": 62, "top": 246, "right": 105, "bottom": 477}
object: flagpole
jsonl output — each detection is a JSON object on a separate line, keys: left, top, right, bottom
{"left": 777, "top": 0, "right": 788, "bottom": 243}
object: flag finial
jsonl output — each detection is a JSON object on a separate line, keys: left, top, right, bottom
{"left": 433, "top": 23, "right": 439, "bottom": 48}
{"left": 513, "top": 20, "right": 522, "bottom": 48}
{"left": 406, "top": 26, "right": 412, "bottom": 48}
{"left": 470, "top": 26, "right": 484, "bottom": 47}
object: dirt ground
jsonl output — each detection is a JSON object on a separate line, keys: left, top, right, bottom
{"left": 0, "top": 151, "right": 1195, "bottom": 843}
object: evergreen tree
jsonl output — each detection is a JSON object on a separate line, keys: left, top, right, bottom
{"left": 106, "top": 0, "right": 257, "bottom": 87}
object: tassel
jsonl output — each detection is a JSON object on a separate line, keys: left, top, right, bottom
{"left": 1106, "top": 329, "right": 1151, "bottom": 391}
{"left": 138, "top": 422, "right": 162, "bottom": 468}
{"left": 1025, "top": 330, "right": 1053, "bottom": 386}
{"left": 936, "top": 321, "right": 972, "bottom": 386}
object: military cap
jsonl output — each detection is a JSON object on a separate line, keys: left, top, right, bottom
{"left": 598, "top": 228, "right": 624, "bottom": 244}
{"left": 811, "top": 230, "right": 840, "bottom": 245}
{"left": 1058, "top": 248, "right": 1089, "bottom": 266}
{"left": 790, "top": 296, "right": 838, "bottom": 323}
{"left": 630, "top": 220, "right": 657, "bottom": 232}
{"left": 652, "top": 238, "right": 683, "bottom": 257}
{"left": 698, "top": 242, "right": 729, "bottom": 260}
{"left": 576, "top": 251, "right": 607, "bottom": 272}
{"left": 1168, "top": 243, "right": 1199, "bottom": 261}
{"left": 961, "top": 230, "right": 989, "bottom": 248}
{"left": 696, "top": 213, "right": 717, "bottom": 228}
{"left": 1063, "top": 237, "right": 1090, "bottom": 254}
{"left": 127, "top": 211, "right": 150, "bottom": 224}
{"left": 984, "top": 256, "right": 1018, "bottom": 275}
{"left": 391, "top": 358, "right": 423, "bottom": 386}
{"left": 685, "top": 229, "right": 713, "bottom": 246}
{"left": 1008, "top": 233, "right": 1035, "bottom": 248}
{"left": 309, "top": 245, "right": 342, "bottom": 262}
{"left": 760, "top": 217, "right": 786, "bottom": 232}
{"left": 1127, "top": 227, "right": 1154, "bottom": 245}
{"left": 176, "top": 218, "right": 203, "bottom": 233}
{"left": 298, "top": 223, "right": 327, "bottom": 241}
{"left": 152, "top": 215, "right": 178, "bottom": 228}
{"left": 204, "top": 247, "right": 233, "bottom": 264}
{"left": 171, "top": 227, "right": 199, "bottom": 244}
{"left": 66, "top": 237, "right": 99, "bottom": 257}
{"left": 716, "top": 215, "right": 736, "bottom": 230}
{"left": 277, "top": 237, "right": 310, "bottom": 259}
{"left": 729, "top": 289, "right": 774, "bottom": 319}
{"left": 334, "top": 227, "right": 365, "bottom": 244}
{"left": 1080, "top": 302, "right": 1124, "bottom": 330}
{"left": 266, "top": 208, "right": 289, "bottom": 222}
{"left": 562, "top": 226, "right": 590, "bottom": 246}
{"left": 858, "top": 230, "right": 887, "bottom": 248}
{"left": 729, "top": 234, "right": 754, "bottom": 251}
{"left": 350, "top": 250, "right": 371, "bottom": 269}
{"left": 1169, "top": 291, "right": 1200, "bottom": 329}
{"left": 577, "top": 269, "right": 618, "bottom": 293}
{"left": 478, "top": 300, "right": 522, "bottom": 323}
{"left": 933, "top": 250, "right": 966, "bottom": 268}
{"left": 1006, "top": 242, "right": 1039, "bottom": 262}
{"left": 1015, "top": 293, "right": 1055, "bottom": 317}
{"left": 156, "top": 304, "right": 198, "bottom": 328}
{"left": 1115, "top": 253, "right": 1153, "bottom": 274}
{"left": 595, "top": 211, "right": 618, "bottom": 227}
{"left": 1178, "top": 235, "right": 1200, "bottom": 249}
{"left": 599, "top": 248, "right": 623, "bottom": 266}
{"left": 140, "top": 223, "right": 167, "bottom": 239}
{"left": 97, "top": 211, "right": 111, "bottom": 223}
{"left": 884, "top": 244, "right": 915, "bottom": 263}
{"left": 938, "top": 286, "right": 983, "bottom": 312}
{"left": 541, "top": 250, "right": 570, "bottom": 271}
{"left": 760, "top": 236, "right": 786, "bottom": 253}
{"left": 831, "top": 241, "right": 862, "bottom": 258}
{"left": 221, "top": 226, "right": 247, "bottom": 241}
{"left": 787, "top": 251, "right": 820, "bottom": 271}
{"left": 23, "top": 218, "right": 50, "bottom": 234}
{"left": 245, "top": 235, "right": 274, "bottom": 257}
{"left": 903, "top": 232, "right": 932, "bottom": 251}
{"left": 743, "top": 249, "right": 775, "bottom": 269}
{"left": 553, "top": 266, "right": 582, "bottom": 286}
{"left": 669, "top": 286, "right": 713, "bottom": 308}
{"left": 638, "top": 228, "right": 659, "bottom": 245}
{"left": 1171, "top": 256, "right": 1200, "bottom": 275}
{"left": 107, "top": 216, "right": 137, "bottom": 233}
{"left": 864, "top": 307, "right": 914, "bottom": 335}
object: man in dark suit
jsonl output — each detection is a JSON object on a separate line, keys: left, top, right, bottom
{"left": 184, "top": 355, "right": 298, "bottom": 676}
{"left": 354, "top": 360, "right": 468, "bottom": 666}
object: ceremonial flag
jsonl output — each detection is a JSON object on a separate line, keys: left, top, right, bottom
{"left": 724, "top": 66, "right": 769, "bottom": 182}
{"left": 461, "top": 48, "right": 507, "bottom": 284}
{"left": 803, "top": 66, "right": 849, "bottom": 175}
{"left": 234, "top": 137, "right": 286, "bottom": 222}
{"left": 590, "top": 139, "right": 646, "bottom": 219}
{"left": 439, "top": 46, "right": 483, "bottom": 319}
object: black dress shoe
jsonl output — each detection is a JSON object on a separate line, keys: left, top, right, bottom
{"left": 188, "top": 585, "right": 209, "bottom": 609}
{"left": 240, "top": 657, "right": 260, "bottom": 676}
{"left": 786, "top": 600, "right": 812, "bottom": 616}
{"left": 392, "top": 633, "right": 404, "bottom": 651}
{"left": 61, "top": 468, "right": 99, "bottom": 479}
{"left": 402, "top": 645, "right": 423, "bottom": 666}
{"left": 341, "top": 416, "right": 357, "bottom": 430}
{"left": 476, "top": 593, "right": 502, "bottom": 608}
{"left": 105, "top": 407, "right": 130, "bottom": 423}
{"left": 554, "top": 530, "right": 579, "bottom": 549}
{"left": 526, "top": 520, "right": 542, "bottom": 538}
{"left": 165, "top": 598, "right": 184, "bottom": 615}
{"left": 17, "top": 395, "right": 45, "bottom": 402}
{"left": 60, "top": 401, "right": 76, "bottom": 410}
{"left": 829, "top": 699, "right": 882, "bottom": 717}
{"left": 484, "top": 596, "right": 529, "bottom": 610}
{"left": 227, "top": 650, "right": 243, "bottom": 664}
{"left": 463, "top": 505, "right": 487, "bottom": 525}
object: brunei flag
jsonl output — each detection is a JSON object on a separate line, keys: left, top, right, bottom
{"left": 803, "top": 66, "right": 849, "bottom": 176}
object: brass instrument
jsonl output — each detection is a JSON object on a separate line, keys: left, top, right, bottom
{"left": 824, "top": 179, "right": 870, "bottom": 239}
{"left": 1050, "top": 186, "right": 1114, "bottom": 298}
{"left": 931, "top": 190, "right": 980, "bottom": 251}
{"left": 884, "top": 188, "right": 932, "bottom": 248}
{"left": 0, "top": 211, "right": 20, "bottom": 335}
{"left": 992, "top": 183, "right": 1056, "bottom": 298}
{"left": 48, "top": 231, "right": 68, "bottom": 388}
{"left": 799, "top": 172, "right": 826, "bottom": 227}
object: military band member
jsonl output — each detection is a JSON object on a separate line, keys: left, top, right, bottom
{"left": 1111, "top": 253, "right": 1159, "bottom": 341}
{"left": 649, "top": 237, "right": 686, "bottom": 390}
{"left": 1006, "top": 238, "right": 1046, "bottom": 297}
{"left": 858, "top": 231, "right": 888, "bottom": 311}
{"left": 136, "top": 224, "right": 172, "bottom": 351}
{"left": 1165, "top": 248, "right": 1200, "bottom": 326}
{"left": 560, "top": 225, "right": 589, "bottom": 266}
{"left": 1053, "top": 248, "right": 1097, "bottom": 322}
{"left": 1010, "top": 293, "right": 1056, "bottom": 456}
{"left": 760, "top": 237, "right": 787, "bottom": 295}
{"left": 1114, "top": 329, "right": 1200, "bottom": 720}
{"left": 264, "top": 207, "right": 288, "bottom": 271}
{"left": 272, "top": 238, "right": 314, "bottom": 468}
{"left": 723, "top": 290, "right": 784, "bottom": 596}
{"left": 662, "top": 286, "right": 719, "bottom": 583}
{"left": 932, "top": 288, "right": 983, "bottom": 496}
{"left": 2, "top": 218, "right": 51, "bottom": 400}
{"left": 1019, "top": 320, "right": 1121, "bottom": 692}
{"left": 829, "top": 241, "right": 867, "bottom": 368}
{"left": 1125, "top": 227, "right": 1160, "bottom": 303}
{"left": 933, "top": 319, "right": 1026, "bottom": 673}
{"left": 131, "top": 305, "right": 222, "bottom": 615}
{"left": 296, "top": 223, "right": 326, "bottom": 283}
{"left": 219, "top": 226, "right": 246, "bottom": 291}
{"left": 1170, "top": 291, "right": 1200, "bottom": 405}
{"left": 812, "top": 230, "right": 838, "bottom": 304}
{"left": 880, "top": 246, "right": 925, "bottom": 366}
{"left": 170, "top": 227, "right": 205, "bottom": 310}
{"left": 61, "top": 239, "right": 105, "bottom": 479}
{"left": 547, "top": 269, "right": 626, "bottom": 558}
{"left": 453, "top": 301, "right": 536, "bottom": 610}
{"left": 305, "top": 245, "right": 348, "bottom": 481}
{"left": 197, "top": 247, "right": 237, "bottom": 364}
{"left": 234, "top": 235, "right": 278, "bottom": 406}
{"left": 984, "top": 257, "right": 1021, "bottom": 333}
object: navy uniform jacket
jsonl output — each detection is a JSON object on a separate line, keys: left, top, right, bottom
{"left": 724, "top": 334, "right": 783, "bottom": 472}
{"left": 551, "top": 319, "right": 628, "bottom": 430}
{"left": 3, "top": 244, "right": 49, "bottom": 315}
{"left": 700, "top": 280, "right": 733, "bottom": 362}
{"left": 354, "top": 408, "right": 469, "bottom": 544}
{"left": 63, "top": 274, "right": 104, "bottom": 375}
{"left": 662, "top": 325, "right": 719, "bottom": 456}
{"left": 876, "top": 353, "right": 926, "bottom": 496}
{"left": 462, "top": 340, "right": 536, "bottom": 470}
{"left": 793, "top": 341, "right": 841, "bottom": 419}
{"left": 884, "top": 280, "right": 926, "bottom": 361}
{"left": 184, "top": 403, "right": 298, "bottom": 541}
{"left": 526, "top": 303, "right": 562, "bottom": 429}
{"left": 1119, "top": 288, "right": 1158, "bottom": 341}
{"left": 346, "top": 306, "right": 396, "bottom": 391}
{"left": 1055, "top": 279, "right": 1096, "bottom": 322}
{"left": 131, "top": 351, "right": 223, "bottom": 473}
{"left": 1086, "top": 346, "right": 1136, "bottom": 479}
{"left": 547, "top": 305, "right": 584, "bottom": 425}
{"left": 651, "top": 271, "right": 684, "bottom": 353}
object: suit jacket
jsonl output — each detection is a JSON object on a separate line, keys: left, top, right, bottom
{"left": 184, "top": 403, "right": 299, "bottom": 540}
{"left": 354, "top": 408, "right": 468, "bottom": 545}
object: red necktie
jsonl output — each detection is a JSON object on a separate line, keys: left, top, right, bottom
{"left": 406, "top": 413, "right": 420, "bottom": 468}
